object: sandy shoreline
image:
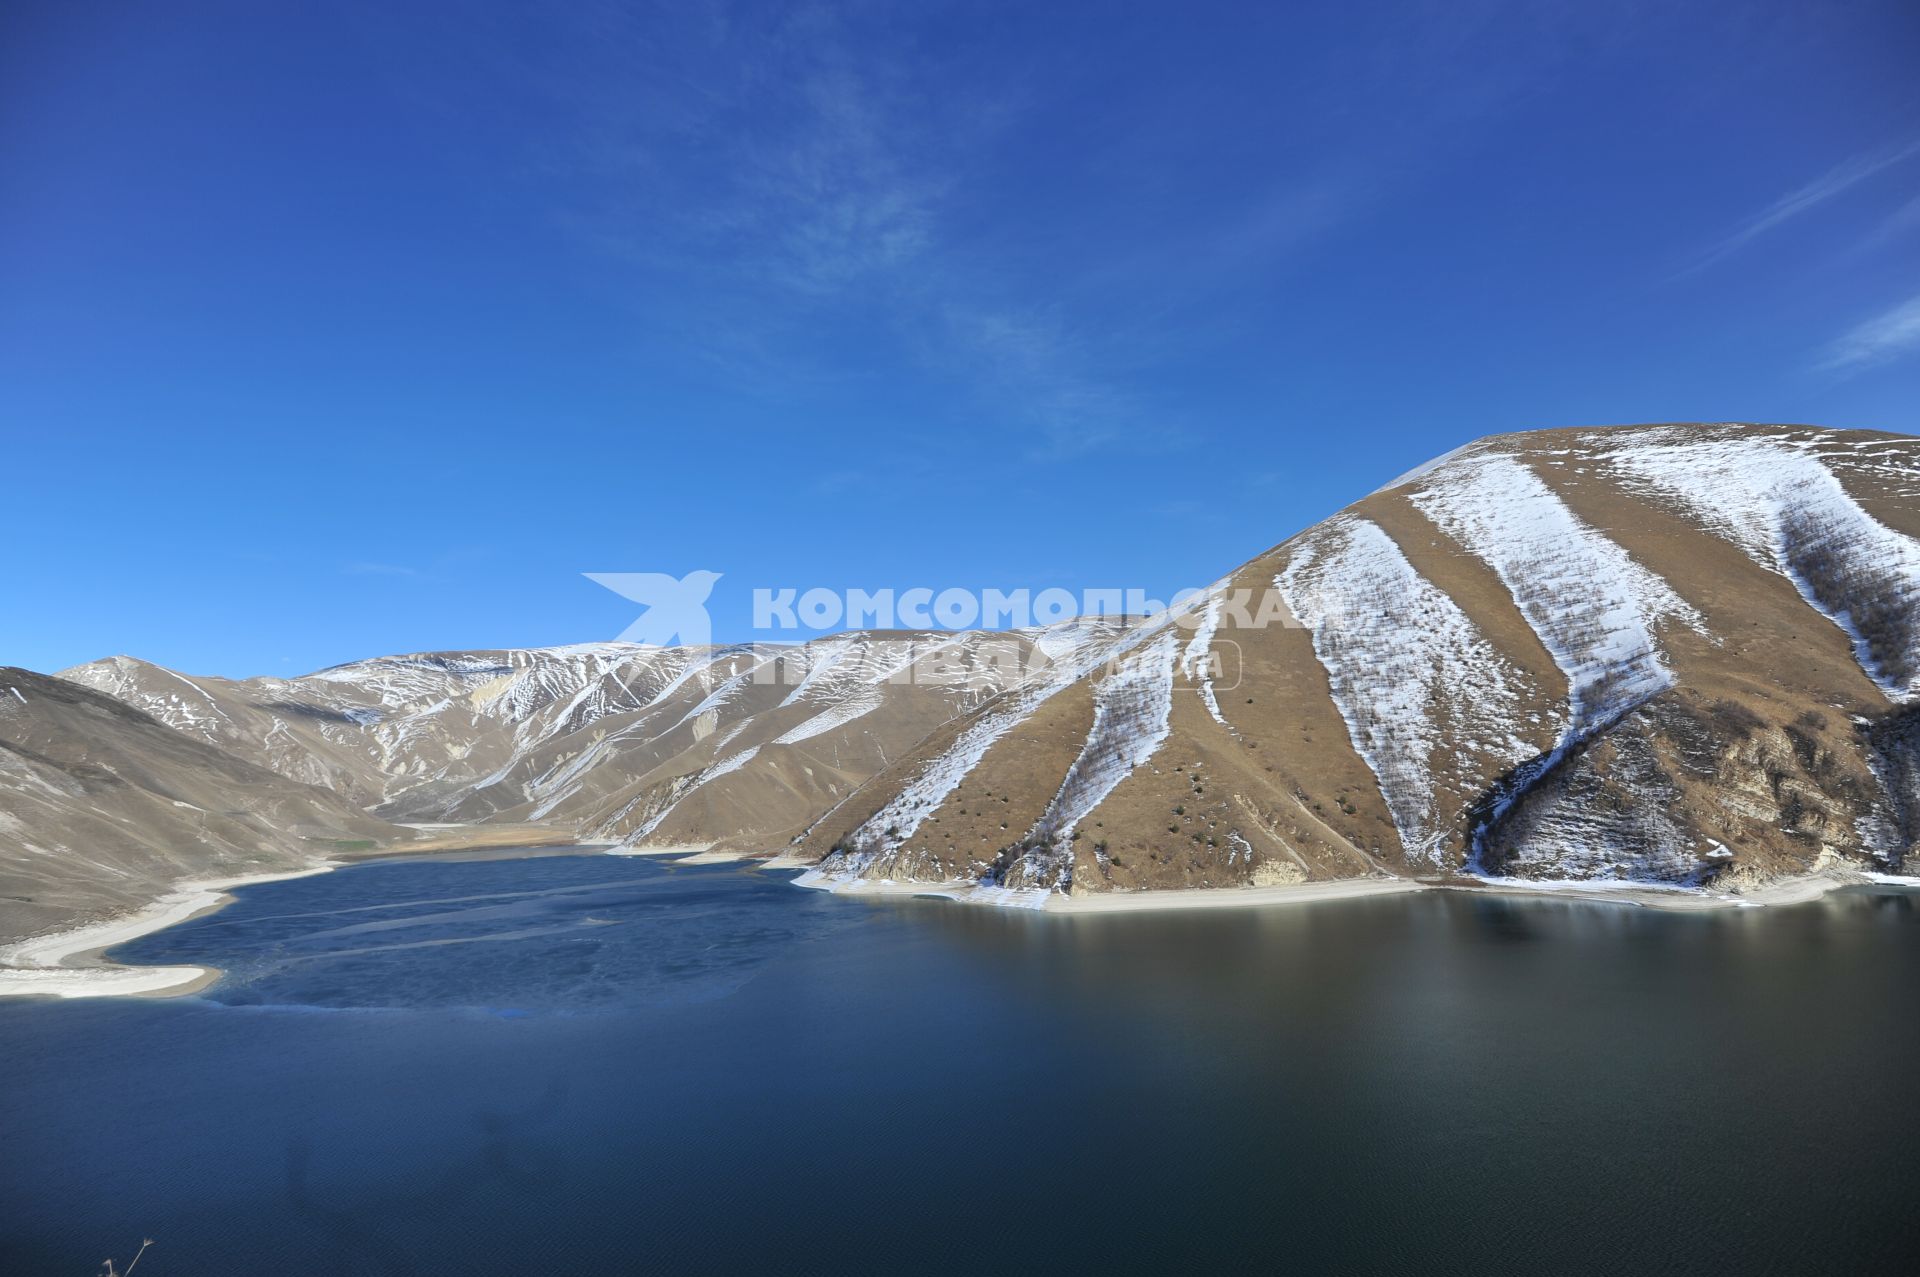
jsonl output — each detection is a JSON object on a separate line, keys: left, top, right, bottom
{"left": 606, "top": 842, "right": 715, "bottom": 858}
{"left": 1453, "top": 870, "right": 1920, "bottom": 912}
{"left": 384, "top": 823, "right": 582, "bottom": 853}
{"left": 672, "top": 849, "right": 758, "bottom": 865}
{"left": 10, "top": 838, "right": 1913, "bottom": 1002}
{"left": 0, "top": 864, "right": 338, "bottom": 1000}
{"left": 790, "top": 870, "right": 1427, "bottom": 913}
{"left": 0, "top": 828, "right": 595, "bottom": 1001}
{"left": 792, "top": 867, "right": 1920, "bottom": 916}
{"left": 1046, "top": 877, "right": 1427, "bottom": 912}
{"left": 607, "top": 842, "right": 781, "bottom": 865}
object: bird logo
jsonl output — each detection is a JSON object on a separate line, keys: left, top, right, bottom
{"left": 584, "top": 570, "right": 722, "bottom": 648}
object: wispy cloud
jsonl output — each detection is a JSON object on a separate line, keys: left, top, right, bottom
{"left": 942, "top": 307, "right": 1165, "bottom": 460}
{"left": 343, "top": 562, "right": 422, "bottom": 578}
{"left": 1816, "top": 293, "right": 1920, "bottom": 375}
{"left": 1859, "top": 191, "right": 1920, "bottom": 255}
{"left": 1683, "top": 139, "right": 1920, "bottom": 275}
{"left": 484, "top": 2, "right": 1350, "bottom": 460}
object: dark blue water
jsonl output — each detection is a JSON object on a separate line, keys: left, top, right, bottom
{"left": 4, "top": 852, "right": 1919, "bottom": 1275}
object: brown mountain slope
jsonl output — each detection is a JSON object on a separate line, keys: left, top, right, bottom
{"left": 800, "top": 423, "right": 1920, "bottom": 901}
{"left": 0, "top": 668, "right": 411, "bottom": 939}
{"left": 41, "top": 422, "right": 1920, "bottom": 913}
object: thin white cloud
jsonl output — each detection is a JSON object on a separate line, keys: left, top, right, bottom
{"left": 1817, "top": 293, "right": 1920, "bottom": 375}
{"left": 538, "top": 8, "right": 1170, "bottom": 459}
{"left": 1860, "top": 191, "right": 1920, "bottom": 255}
{"left": 468, "top": 3, "right": 1366, "bottom": 461}
{"left": 945, "top": 308, "right": 1133, "bottom": 459}
{"left": 1682, "top": 139, "right": 1920, "bottom": 275}
{"left": 343, "top": 562, "right": 422, "bottom": 578}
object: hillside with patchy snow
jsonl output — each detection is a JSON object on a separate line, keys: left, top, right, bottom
{"left": 32, "top": 422, "right": 1920, "bottom": 914}
{"left": 59, "top": 630, "right": 1077, "bottom": 857}
{"left": 800, "top": 423, "right": 1920, "bottom": 901}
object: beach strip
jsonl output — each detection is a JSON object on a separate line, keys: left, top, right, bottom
{"left": 0, "top": 864, "right": 337, "bottom": 1000}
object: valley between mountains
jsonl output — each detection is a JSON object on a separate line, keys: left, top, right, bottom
{"left": 7, "top": 422, "right": 1920, "bottom": 951}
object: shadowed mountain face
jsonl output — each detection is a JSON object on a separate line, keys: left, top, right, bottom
{"left": 32, "top": 423, "right": 1920, "bottom": 916}
{"left": 0, "top": 669, "right": 405, "bottom": 939}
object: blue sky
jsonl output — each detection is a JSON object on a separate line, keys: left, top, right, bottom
{"left": 4, "top": 0, "right": 1918, "bottom": 677}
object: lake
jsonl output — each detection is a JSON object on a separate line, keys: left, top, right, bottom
{"left": 3, "top": 850, "right": 1918, "bottom": 1274}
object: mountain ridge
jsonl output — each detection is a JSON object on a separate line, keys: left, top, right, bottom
{"left": 13, "top": 421, "right": 1920, "bottom": 940}
{"left": 55, "top": 628, "right": 1087, "bottom": 861}
{"left": 797, "top": 422, "right": 1920, "bottom": 900}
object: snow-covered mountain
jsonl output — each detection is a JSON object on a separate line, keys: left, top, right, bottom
{"left": 60, "top": 630, "right": 1083, "bottom": 854}
{"left": 801, "top": 423, "right": 1920, "bottom": 899}
{"left": 34, "top": 422, "right": 1920, "bottom": 916}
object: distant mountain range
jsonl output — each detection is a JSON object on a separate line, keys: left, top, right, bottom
{"left": 8, "top": 422, "right": 1919, "bottom": 937}
{"left": 60, "top": 629, "right": 1070, "bottom": 847}
{"left": 0, "top": 668, "right": 397, "bottom": 940}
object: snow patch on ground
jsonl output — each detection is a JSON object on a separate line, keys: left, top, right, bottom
{"left": 825, "top": 619, "right": 1160, "bottom": 881}
{"left": 1042, "top": 631, "right": 1178, "bottom": 843}
{"left": 1608, "top": 432, "right": 1920, "bottom": 700}
{"left": 1407, "top": 452, "right": 1706, "bottom": 874}
{"left": 774, "top": 688, "right": 885, "bottom": 744}
{"left": 1179, "top": 593, "right": 1230, "bottom": 728}
{"left": 705, "top": 744, "right": 760, "bottom": 779}
{"left": 1411, "top": 452, "right": 1699, "bottom": 735}
{"left": 1371, "top": 438, "right": 1484, "bottom": 495}
{"left": 997, "top": 631, "right": 1181, "bottom": 889}
{"left": 1277, "top": 516, "right": 1539, "bottom": 866}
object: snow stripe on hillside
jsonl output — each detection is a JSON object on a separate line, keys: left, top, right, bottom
{"left": 775, "top": 688, "right": 885, "bottom": 744}
{"left": 1608, "top": 435, "right": 1920, "bottom": 701}
{"left": 776, "top": 637, "right": 857, "bottom": 708}
{"left": 616, "top": 745, "right": 763, "bottom": 844}
{"left": 1179, "top": 593, "right": 1230, "bottom": 728}
{"left": 1277, "top": 517, "right": 1537, "bottom": 866}
{"left": 705, "top": 744, "right": 759, "bottom": 779}
{"left": 825, "top": 620, "right": 1152, "bottom": 878}
{"left": 1007, "top": 630, "right": 1180, "bottom": 887}
{"left": 1410, "top": 453, "right": 1700, "bottom": 737}
{"left": 670, "top": 650, "right": 780, "bottom": 729}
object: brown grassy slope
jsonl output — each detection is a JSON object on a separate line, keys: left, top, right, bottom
{"left": 0, "top": 668, "right": 413, "bottom": 940}
{"left": 805, "top": 423, "right": 1920, "bottom": 894}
